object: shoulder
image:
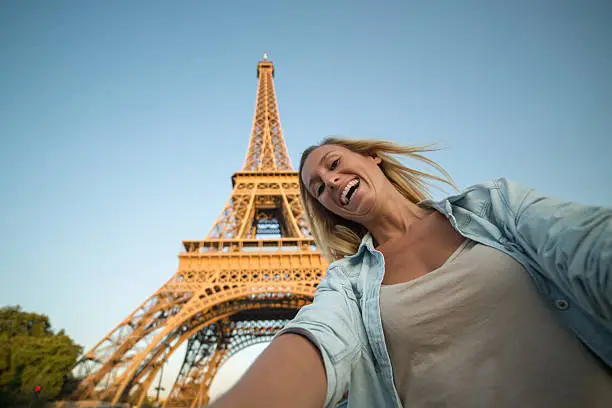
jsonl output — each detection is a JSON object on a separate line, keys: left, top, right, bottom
{"left": 454, "top": 178, "right": 526, "bottom": 197}
{"left": 423, "top": 178, "right": 535, "bottom": 231}
{"left": 315, "top": 254, "right": 371, "bottom": 303}
{"left": 446, "top": 178, "right": 532, "bottom": 209}
{"left": 318, "top": 258, "right": 356, "bottom": 291}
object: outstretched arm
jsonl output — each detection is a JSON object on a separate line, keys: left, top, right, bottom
{"left": 496, "top": 178, "right": 612, "bottom": 319}
{"left": 211, "top": 333, "right": 326, "bottom": 408}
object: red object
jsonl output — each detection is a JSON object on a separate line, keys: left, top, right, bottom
{"left": 34, "top": 385, "right": 41, "bottom": 392}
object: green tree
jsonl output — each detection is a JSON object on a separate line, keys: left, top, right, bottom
{"left": 0, "top": 306, "right": 82, "bottom": 407}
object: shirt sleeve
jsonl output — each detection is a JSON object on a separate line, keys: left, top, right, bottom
{"left": 495, "top": 178, "right": 612, "bottom": 320}
{"left": 274, "top": 271, "right": 361, "bottom": 408}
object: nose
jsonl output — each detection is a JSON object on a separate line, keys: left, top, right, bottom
{"left": 324, "top": 174, "right": 341, "bottom": 189}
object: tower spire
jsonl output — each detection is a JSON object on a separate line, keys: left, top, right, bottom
{"left": 242, "top": 56, "right": 293, "bottom": 171}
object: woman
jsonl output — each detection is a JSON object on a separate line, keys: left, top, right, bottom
{"left": 213, "top": 137, "right": 612, "bottom": 407}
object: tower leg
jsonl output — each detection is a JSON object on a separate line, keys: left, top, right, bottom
{"left": 191, "top": 344, "right": 228, "bottom": 407}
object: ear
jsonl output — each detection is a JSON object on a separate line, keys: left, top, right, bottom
{"left": 369, "top": 153, "right": 382, "bottom": 165}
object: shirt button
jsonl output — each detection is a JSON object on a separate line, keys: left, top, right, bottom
{"left": 554, "top": 299, "right": 569, "bottom": 310}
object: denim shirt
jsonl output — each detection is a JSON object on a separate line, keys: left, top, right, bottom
{"left": 275, "top": 178, "right": 612, "bottom": 408}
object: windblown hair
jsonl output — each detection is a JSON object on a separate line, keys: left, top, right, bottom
{"left": 298, "top": 137, "right": 455, "bottom": 262}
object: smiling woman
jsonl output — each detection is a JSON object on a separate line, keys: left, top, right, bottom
{"left": 211, "top": 137, "right": 612, "bottom": 408}
{"left": 298, "top": 137, "right": 455, "bottom": 261}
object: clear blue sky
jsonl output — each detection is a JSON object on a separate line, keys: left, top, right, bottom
{"left": 1, "top": 0, "right": 611, "bottom": 401}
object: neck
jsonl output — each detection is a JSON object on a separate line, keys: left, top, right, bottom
{"left": 363, "top": 189, "right": 431, "bottom": 247}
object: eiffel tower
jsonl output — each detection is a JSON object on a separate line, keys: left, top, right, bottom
{"left": 73, "top": 54, "right": 328, "bottom": 407}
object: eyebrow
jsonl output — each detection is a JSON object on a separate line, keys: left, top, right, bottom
{"left": 308, "top": 150, "right": 334, "bottom": 192}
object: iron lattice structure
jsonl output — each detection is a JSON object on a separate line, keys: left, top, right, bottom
{"left": 73, "top": 55, "right": 327, "bottom": 407}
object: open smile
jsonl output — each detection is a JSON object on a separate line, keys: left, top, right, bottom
{"left": 339, "top": 177, "right": 360, "bottom": 206}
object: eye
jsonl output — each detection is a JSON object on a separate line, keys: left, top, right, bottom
{"left": 330, "top": 158, "right": 339, "bottom": 170}
{"left": 316, "top": 184, "right": 324, "bottom": 196}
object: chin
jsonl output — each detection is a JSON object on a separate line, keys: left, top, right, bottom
{"left": 341, "top": 209, "right": 367, "bottom": 223}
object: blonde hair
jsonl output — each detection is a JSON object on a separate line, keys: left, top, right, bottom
{"left": 299, "top": 137, "right": 455, "bottom": 261}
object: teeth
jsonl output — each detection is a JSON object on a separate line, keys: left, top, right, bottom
{"left": 341, "top": 178, "right": 359, "bottom": 205}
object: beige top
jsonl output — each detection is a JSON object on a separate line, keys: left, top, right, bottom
{"left": 379, "top": 239, "right": 612, "bottom": 407}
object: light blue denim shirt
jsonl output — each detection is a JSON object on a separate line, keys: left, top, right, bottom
{"left": 275, "top": 178, "right": 612, "bottom": 408}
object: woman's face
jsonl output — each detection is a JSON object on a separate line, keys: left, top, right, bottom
{"left": 301, "top": 144, "right": 387, "bottom": 223}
